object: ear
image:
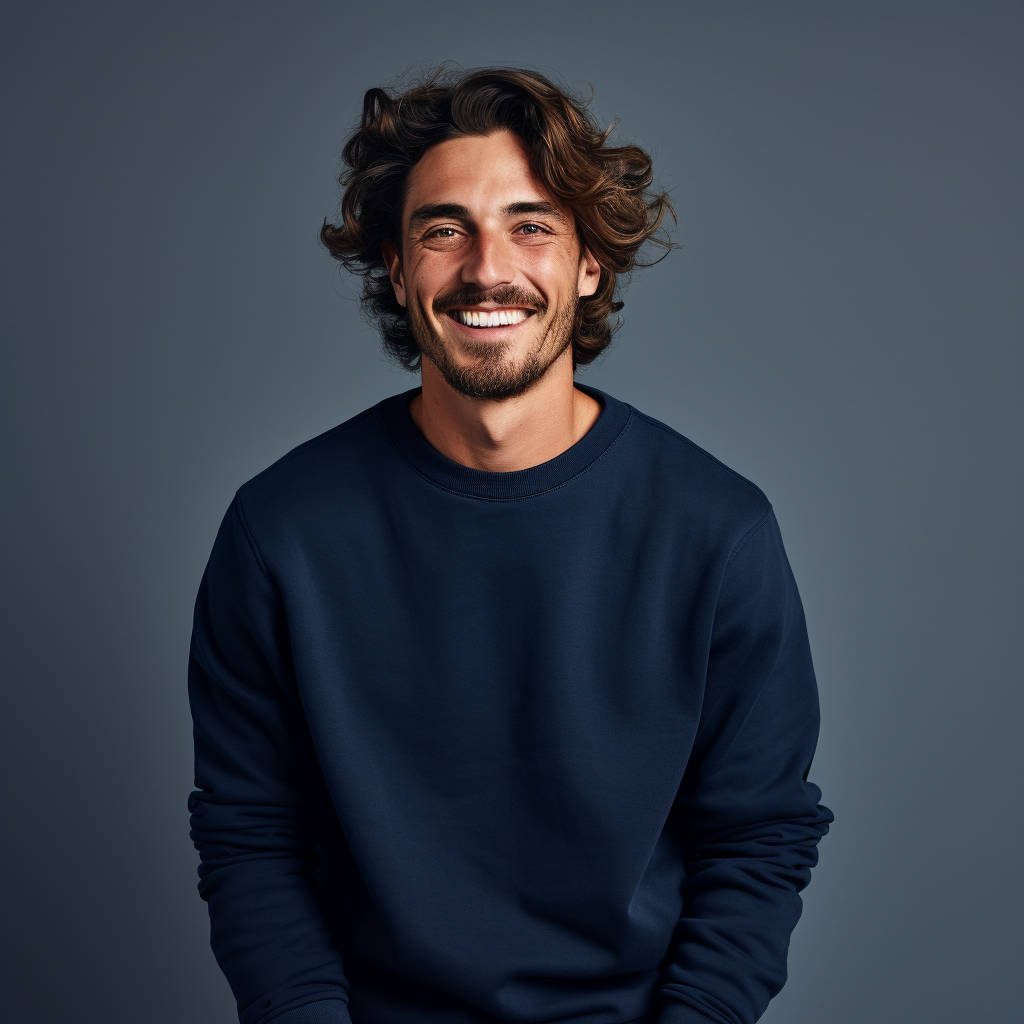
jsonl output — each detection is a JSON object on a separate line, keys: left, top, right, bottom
{"left": 381, "top": 239, "right": 407, "bottom": 307}
{"left": 577, "top": 245, "right": 601, "bottom": 298}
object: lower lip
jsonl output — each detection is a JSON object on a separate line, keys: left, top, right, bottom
{"left": 444, "top": 313, "right": 535, "bottom": 337}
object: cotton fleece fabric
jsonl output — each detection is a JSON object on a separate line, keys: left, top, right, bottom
{"left": 188, "top": 384, "right": 833, "bottom": 1024}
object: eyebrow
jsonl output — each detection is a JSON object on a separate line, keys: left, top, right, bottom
{"left": 503, "top": 201, "right": 565, "bottom": 221}
{"left": 407, "top": 200, "right": 568, "bottom": 230}
{"left": 408, "top": 203, "right": 470, "bottom": 228}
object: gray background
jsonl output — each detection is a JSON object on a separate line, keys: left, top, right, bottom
{"left": 2, "top": 2, "right": 1021, "bottom": 1022}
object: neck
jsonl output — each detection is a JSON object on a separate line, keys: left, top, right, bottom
{"left": 408, "top": 348, "right": 602, "bottom": 472}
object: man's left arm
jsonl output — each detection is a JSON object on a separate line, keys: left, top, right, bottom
{"left": 655, "top": 507, "right": 834, "bottom": 1024}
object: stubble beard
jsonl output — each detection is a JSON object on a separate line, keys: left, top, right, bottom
{"left": 407, "top": 288, "right": 578, "bottom": 401}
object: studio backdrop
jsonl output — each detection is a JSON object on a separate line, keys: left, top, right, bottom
{"left": 2, "top": 3, "right": 1021, "bottom": 1023}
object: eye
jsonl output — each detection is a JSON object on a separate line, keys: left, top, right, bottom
{"left": 430, "top": 226, "right": 458, "bottom": 238}
{"left": 519, "top": 223, "right": 543, "bottom": 235}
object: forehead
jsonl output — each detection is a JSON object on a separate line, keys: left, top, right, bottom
{"left": 402, "top": 130, "right": 554, "bottom": 222}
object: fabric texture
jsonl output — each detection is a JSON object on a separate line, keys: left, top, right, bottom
{"left": 654, "top": 1003, "right": 725, "bottom": 1024}
{"left": 269, "top": 1000, "right": 353, "bottom": 1024}
{"left": 188, "top": 384, "right": 832, "bottom": 1024}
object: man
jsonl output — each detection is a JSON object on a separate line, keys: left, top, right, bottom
{"left": 188, "top": 67, "right": 832, "bottom": 1024}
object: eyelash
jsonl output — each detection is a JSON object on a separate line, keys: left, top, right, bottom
{"left": 426, "top": 223, "right": 548, "bottom": 239}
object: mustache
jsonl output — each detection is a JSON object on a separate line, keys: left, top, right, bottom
{"left": 432, "top": 285, "right": 548, "bottom": 316}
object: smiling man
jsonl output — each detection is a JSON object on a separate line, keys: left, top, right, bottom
{"left": 382, "top": 129, "right": 603, "bottom": 472}
{"left": 188, "top": 68, "right": 832, "bottom": 1024}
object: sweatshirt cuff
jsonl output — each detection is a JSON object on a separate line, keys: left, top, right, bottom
{"left": 267, "top": 1000, "right": 352, "bottom": 1024}
{"left": 655, "top": 999, "right": 725, "bottom": 1024}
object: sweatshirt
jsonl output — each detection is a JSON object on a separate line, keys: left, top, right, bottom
{"left": 187, "top": 383, "right": 832, "bottom": 1024}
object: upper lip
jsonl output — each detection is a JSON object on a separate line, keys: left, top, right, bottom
{"left": 446, "top": 303, "right": 536, "bottom": 313}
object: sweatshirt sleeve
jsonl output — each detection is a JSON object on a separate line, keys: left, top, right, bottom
{"left": 654, "top": 508, "right": 833, "bottom": 1024}
{"left": 187, "top": 496, "right": 353, "bottom": 1024}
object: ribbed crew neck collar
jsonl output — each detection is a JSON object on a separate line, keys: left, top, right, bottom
{"left": 380, "top": 383, "right": 631, "bottom": 500}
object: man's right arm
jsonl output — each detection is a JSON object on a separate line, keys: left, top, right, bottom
{"left": 188, "top": 496, "right": 353, "bottom": 1024}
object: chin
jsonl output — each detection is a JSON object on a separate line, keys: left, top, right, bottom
{"left": 436, "top": 345, "right": 567, "bottom": 403}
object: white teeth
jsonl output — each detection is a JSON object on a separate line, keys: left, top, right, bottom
{"left": 455, "top": 308, "right": 530, "bottom": 327}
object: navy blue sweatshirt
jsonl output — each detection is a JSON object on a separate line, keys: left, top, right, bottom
{"left": 188, "top": 384, "right": 832, "bottom": 1024}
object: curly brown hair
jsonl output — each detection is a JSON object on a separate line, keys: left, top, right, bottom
{"left": 320, "top": 66, "right": 675, "bottom": 371}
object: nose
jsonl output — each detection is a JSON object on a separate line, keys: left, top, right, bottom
{"left": 460, "top": 226, "right": 515, "bottom": 292}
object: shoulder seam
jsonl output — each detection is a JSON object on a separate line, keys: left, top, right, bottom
{"left": 725, "top": 504, "right": 774, "bottom": 569}
{"left": 690, "top": 504, "right": 777, "bottom": 750}
{"left": 232, "top": 492, "right": 272, "bottom": 581}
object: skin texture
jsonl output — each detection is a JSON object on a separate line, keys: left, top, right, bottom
{"left": 382, "top": 130, "right": 602, "bottom": 472}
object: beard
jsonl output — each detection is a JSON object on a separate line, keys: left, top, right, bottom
{"left": 407, "top": 283, "right": 577, "bottom": 400}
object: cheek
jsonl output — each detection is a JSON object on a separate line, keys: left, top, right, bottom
{"left": 522, "top": 244, "right": 579, "bottom": 290}
{"left": 408, "top": 252, "right": 460, "bottom": 303}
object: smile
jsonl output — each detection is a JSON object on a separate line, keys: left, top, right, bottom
{"left": 448, "top": 308, "right": 533, "bottom": 328}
